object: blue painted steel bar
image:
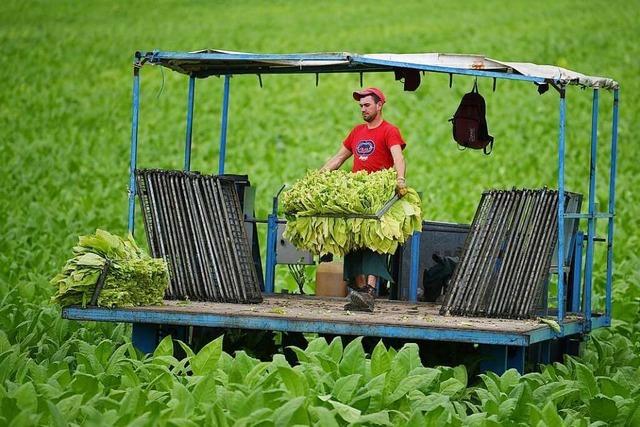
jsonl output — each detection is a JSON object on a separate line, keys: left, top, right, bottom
{"left": 264, "top": 213, "right": 277, "bottom": 293}
{"left": 350, "top": 55, "right": 547, "bottom": 84}
{"left": 218, "top": 75, "right": 230, "bottom": 175}
{"left": 527, "top": 321, "right": 584, "bottom": 345}
{"left": 571, "top": 232, "right": 584, "bottom": 313}
{"left": 149, "top": 51, "right": 350, "bottom": 62}
{"left": 564, "top": 213, "right": 613, "bottom": 219}
{"left": 591, "top": 314, "right": 611, "bottom": 329}
{"left": 63, "top": 306, "right": 531, "bottom": 346}
{"left": 408, "top": 231, "right": 422, "bottom": 302}
{"left": 606, "top": 89, "right": 619, "bottom": 317}
{"left": 127, "top": 66, "right": 141, "bottom": 234}
{"left": 184, "top": 75, "right": 196, "bottom": 171}
{"left": 557, "top": 90, "right": 567, "bottom": 323}
{"left": 583, "top": 89, "right": 599, "bottom": 323}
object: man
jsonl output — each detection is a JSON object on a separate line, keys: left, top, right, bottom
{"left": 321, "top": 87, "right": 408, "bottom": 312}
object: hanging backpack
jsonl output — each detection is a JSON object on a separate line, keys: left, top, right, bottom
{"left": 449, "top": 81, "right": 494, "bottom": 154}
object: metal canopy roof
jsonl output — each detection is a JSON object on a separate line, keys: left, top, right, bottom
{"left": 137, "top": 49, "right": 618, "bottom": 90}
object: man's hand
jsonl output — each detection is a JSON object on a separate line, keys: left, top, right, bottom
{"left": 395, "top": 177, "right": 408, "bottom": 198}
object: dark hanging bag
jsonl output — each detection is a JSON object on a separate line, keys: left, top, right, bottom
{"left": 449, "top": 81, "right": 494, "bottom": 154}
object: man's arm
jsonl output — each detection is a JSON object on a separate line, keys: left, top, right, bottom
{"left": 390, "top": 145, "right": 405, "bottom": 180}
{"left": 390, "top": 145, "right": 407, "bottom": 197}
{"left": 321, "top": 146, "right": 352, "bottom": 171}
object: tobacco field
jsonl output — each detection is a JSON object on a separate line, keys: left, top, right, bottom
{"left": 1, "top": 0, "right": 639, "bottom": 425}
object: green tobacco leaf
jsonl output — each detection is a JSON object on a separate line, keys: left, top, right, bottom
{"left": 597, "top": 376, "right": 630, "bottom": 398}
{"left": 339, "top": 337, "right": 365, "bottom": 377}
{"left": 590, "top": 395, "right": 619, "bottom": 423}
{"left": 191, "top": 336, "right": 223, "bottom": 376}
{"left": 45, "top": 400, "right": 68, "bottom": 427}
{"left": 327, "top": 399, "right": 361, "bottom": 423}
{"left": 371, "top": 341, "right": 391, "bottom": 378}
{"left": 539, "top": 318, "right": 561, "bottom": 333}
{"left": 56, "top": 394, "right": 83, "bottom": 420}
{"left": 192, "top": 373, "right": 217, "bottom": 405}
{"left": 327, "top": 337, "right": 344, "bottom": 364}
{"left": 386, "top": 374, "right": 434, "bottom": 404}
{"left": 439, "top": 378, "right": 465, "bottom": 397}
{"left": 273, "top": 396, "right": 309, "bottom": 426}
{"left": 306, "top": 337, "right": 329, "bottom": 354}
{"left": 153, "top": 335, "right": 173, "bottom": 358}
{"left": 277, "top": 366, "right": 309, "bottom": 397}
{"left": 540, "top": 401, "right": 564, "bottom": 427}
{"left": 574, "top": 360, "right": 598, "bottom": 398}
{"left": 12, "top": 382, "right": 37, "bottom": 412}
{"left": 453, "top": 365, "right": 468, "bottom": 388}
{"left": 498, "top": 368, "right": 521, "bottom": 393}
{"left": 309, "top": 406, "right": 340, "bottom": 427}
{"left": 288, "top": 346, "right": 310, "bottom": 363}
{"left": 332, "top": 374, "right": 361, "bottom": 403}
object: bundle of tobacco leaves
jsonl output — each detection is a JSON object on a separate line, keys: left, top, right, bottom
{"left": 282, "top": 169, "right": 422, "bottom": 256}
{"left": 51, "top": 229, "right": 169, "bottom": 307}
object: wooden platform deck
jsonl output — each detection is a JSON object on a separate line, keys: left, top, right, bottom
{"left": 62, "top": 295, "right": 600, "bottom": 347}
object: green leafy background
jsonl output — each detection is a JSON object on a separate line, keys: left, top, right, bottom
{"left": 1, "top": 0, "right": 639, "bottom": 425}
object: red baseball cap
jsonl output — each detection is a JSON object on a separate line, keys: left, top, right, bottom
{"left": 352, "top": 87, "right": 386, "bottom": 104}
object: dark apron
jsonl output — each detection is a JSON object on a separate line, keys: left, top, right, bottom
{"left": 343, "top": 249, "right": 393, "bottom": 284}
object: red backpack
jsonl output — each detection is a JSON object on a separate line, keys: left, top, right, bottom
{"left": 449, "top": 82, "right": 494, "bottom": 154}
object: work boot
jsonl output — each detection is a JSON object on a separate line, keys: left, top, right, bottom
{"left": 344, "top": 286, "right": 375, "bottom": 312}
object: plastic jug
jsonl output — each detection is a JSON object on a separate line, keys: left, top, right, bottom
{"left": 315, "top": 261, "right": 347, "bottom": 297}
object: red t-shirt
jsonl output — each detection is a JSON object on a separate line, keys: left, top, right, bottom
{"left": 342, "top": 121, "right": 406, "bottom": 173}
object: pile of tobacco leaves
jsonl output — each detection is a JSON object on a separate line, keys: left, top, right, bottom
{"left": 282, "top": 169, "right": 422, "bottom": 256}
{"left": 51, "top": 229, "right": 169, "bottom": 307}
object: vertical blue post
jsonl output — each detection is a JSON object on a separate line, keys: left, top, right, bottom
{"left": 557, "top": 89, "right": 566, "bottom": 323}
{"left": 264, "top": 215, "right": 277, "bottom": 293}
{"left": 479, "top": 345, "right": 507, "bottom": 375}
{"left": 264, "top": 193, "right": 279, "bottom": 294}
{"left": 584, "top": 89, "right": 599, "bottom": 322}
{"left": 571, "top": 232, "right": 583, "bottom": 313}
{"left": 127, "top": 65, "right": 141, "bottom": 235}
{"left": 218, "top": 75, "right": 231, "bottom": 175}
{"left": 408, "top": 231, "right": 421, "bottom": 302}
{"left": 605, "top": 89, "right": 619, "bottom": 320}
{"left": 184, "top": 75, "right": 196, "bottom": 171}
{"left": 132, "top": 323, "right": 158, "bottom": 354}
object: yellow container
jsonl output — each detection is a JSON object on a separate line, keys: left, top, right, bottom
{"left": 315, "top": 261, "right": 347, "bottom": 297}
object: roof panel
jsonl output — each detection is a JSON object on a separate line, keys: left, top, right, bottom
{"left": 137, "top": 50, "right": 618, "bottom": 90}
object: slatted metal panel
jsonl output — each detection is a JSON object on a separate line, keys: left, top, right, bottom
{"left": 136, "top": 169, "right": 262, "bottom": 303}
{"left": 440, "top": 189, "right": 567, "bottom": 319}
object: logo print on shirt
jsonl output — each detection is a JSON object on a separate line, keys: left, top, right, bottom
{"left": 355, "top": 140, "right": 375, "bottom": 160}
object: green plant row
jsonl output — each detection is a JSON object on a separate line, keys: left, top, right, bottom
{"left": 2, "top": 283, "right": 639, "bottom": 426}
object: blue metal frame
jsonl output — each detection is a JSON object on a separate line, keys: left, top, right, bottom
{"left": 605, "top": 89, "right": 619, "bottom": 319}
{"left": 584, "top": 89, "right": 599, "bottom": 323}
{"left": 218, "top": 75, "right": 231, "bottom": 175}
{"left": 264, "top": 193, "right": 279, "bottom": 293}
{"left": 64, "top": 305, "right": 551, "bottom": 346}
{"left": 184, "top": 76, "right": 196, "bottom": 171}
{"left": 127, "top": 66, "right": 141, "bottom": 234}
{"left": 570, "top": 231, "right": 584, "bottom": 313}
{"left": 113, "top": 51, "right": 620, "bottom": 364}
{"left": 350, "top": 55, "right": 548, "bottom": 84}
{"left": 557, "top": 89, "right": 567, "bottom": 324}
{"left": 408, "top": 231, "right": 421, "bottom": 302}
